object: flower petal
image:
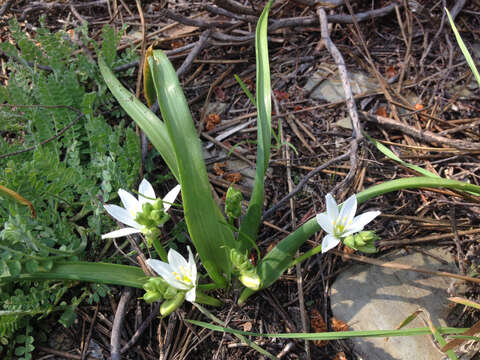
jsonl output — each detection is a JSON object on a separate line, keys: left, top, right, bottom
{"left": 104, "top": 204, "right": 141, "bottom": 228}
{"left": 138, "top": 178, "right": 156, "bottom": 206}
{"left": 146, "top": 259, "right": 189, "bottom": 290}
{"left": 118, "top": 189, "right": 141, "bottom": 216}
{"left": 344, "top": 210, "right": 381, "bottom": 236}
{"left": 101, "top": 227, "right": 141, "bottom": 239}
{"left": 325, "top": 193, "right": 339, "bottom": 222}
{"left": 162, "top": 185, "right": 181, "bottom": 212}
{"left": 339, "top": 194, "right": 357, "bottom": 225}
{"left": 187, "top": 246, "right": 197, "bottom": 282}
{"left": 321, "top": 234, "right": 340, "bottom": 253}
{"left": 168, "top": 248, "right": 189, "bottom": 273}
{"left": 185, "top": 287, "right": 196, "bottom": 302}
{"left": 316, "top": 213, "right": 333, "bottom": 234}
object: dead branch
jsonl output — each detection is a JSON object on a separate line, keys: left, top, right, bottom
{"left": 214, "top": 0, "right": 259, "bottom": 16}
{"left": 177, "top": 29, "right": 212, "bottom": 77}
{"left": 111, "top": 288, "right": 134, "bottom": 360}
{"left": 270, "top": 2, "right": 399, "bottom": 31}
{"left": 360, "top": 112, "right": 480, "bottom": 151}
{"left": 317, "top": 6, "right": 362, "bottom": 195}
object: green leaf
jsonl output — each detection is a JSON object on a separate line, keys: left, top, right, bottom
{"left": 59, "top": 306, "right": 76, "bottom": 328}
{"left": 365, "top": 133, "right": 439, "bottom": 178}
{"left": 15, "top": 346, "right": 25, "bottom": 356}
{"left": 25, "top": 260, "right": 38, "bottom": 273}
{"left": 446, "top": 8, "right": 480, "bottom": 87}
{"left": 147, "top": 51, "right": 236, "bottom": 286}
{"left": 1, "top": 262, "right": 148, "bottom": 288}
{"left": 7, "top": 260, "right": 21, "bottom": 277}
{"left": 98, "top": 57, "right": 179, "bottom": 181}
{"left": 188, "top": 319, "right": 467, "bottom": 340}
{"left": 238, "top": 0, "right": 273, "bottom": 252}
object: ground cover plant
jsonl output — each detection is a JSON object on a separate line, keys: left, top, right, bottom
{"left": 1, "top": 0, "right": 480, "bottom": 359}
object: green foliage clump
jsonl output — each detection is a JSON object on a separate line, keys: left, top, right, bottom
{"left": 0, "top": 18, "right": 140, "bottom": 356}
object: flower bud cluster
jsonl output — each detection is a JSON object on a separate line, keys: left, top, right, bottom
{"left": 230, "top": 248, "right": 261, "bottom": 290}
{"left": 135, "top": 200, "right": 170, "bottom": 245}
{"left": 225, "top": 186, "right": 243, "bottom": 221}
{"left": 343, "top": 231, "right": 379, "bottom": 253}
{"left": 142, "top": 277, "right": 186, "bottom": 316}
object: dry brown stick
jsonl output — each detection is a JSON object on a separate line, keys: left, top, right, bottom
{"left": 450, "top": 207, "right": 466, "bottom": 275}
{"left": 317, "top": 6, "right": 362, "bottom": 195}
{"left": 121, "top": 302, "right": 162, "bottom": 354}
{"left": 201, "top": 132, "right": 255, "bottom": 167}
{"left": 360, "top": 112, "right": 480, "bottom": 151}
{"left": 262, "top": 151, "right": 351, "bottom": 220}
{"left": 0, "top": 0, "right": 14, "bottom": 16}
{"left": 177, "top": 29, "right": 212, "bottom": 77}
{"left": 214, "top": 0, "right": 259, "bottom": 15}
{"left": 37, "top": 346, "right": 97, "bottom": 360}
{"left": 330, "top": 248, "right": 480, "bottom": 285}
{"left": 270, "top": 2, "right": 399, "bottom": 31}
{"left": 205, "top": 4, "right": 257, "bottom": 23}
{"left": 159, "top": 8, "right": 237, "bottom": 29}
{"left": 276, "top": 90, "right": 311, "bottom": 358}
{"left": 135, "top": 0, "right": 148, "bottom": 177}
{"left": 377, "top": 228, "right": 480, "bottom": 247}
{"left": 111, "top": 288, "right": 133, "bottom": 360}
{"left": 80, "top": 303, "right": 99, "bottom": 360}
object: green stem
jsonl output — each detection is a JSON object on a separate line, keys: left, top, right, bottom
{"left": 151, "top": 237, "right": 168, "bottom": 262}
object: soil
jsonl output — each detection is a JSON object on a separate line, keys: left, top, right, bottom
{"left": 1, "top": 0, "right": 480, "bottom": 359}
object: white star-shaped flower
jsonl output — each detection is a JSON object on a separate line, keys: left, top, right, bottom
{"left": 316, "top": 193, "right": 381, "bottom": 253}
{"left": 102, "top": 179, "right": 181, "bottom": 239}
{"left": 146, "top": 246, "right": 197, "bottom": 302}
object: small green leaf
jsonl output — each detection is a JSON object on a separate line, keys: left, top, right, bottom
{"left": 25, "top": 260, "right": 38, "bottom": 273}
{"left": 15, "top": 346, "right": 26, "bottom": 356}
{"left": 7, "top": 260, "right": 21, "bottom": 277}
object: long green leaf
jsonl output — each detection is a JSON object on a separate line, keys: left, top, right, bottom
{"left": 446, "top": 8, "right": 480, "bottom": 87}
{"left": 366, "top": 134, "right": 439, "bottom": 178}
{"left": 98, "top": 57, "right": 179, "bottom": 181}
{"left": 147, "top": 51, "right": 235, "bottom": 287}
{"left": 238, "top": 0, "right": 273, "bottom": 252}
{"left": 239, "top": 176, "right": 480, "bottom": 303}
{"left": 188, "top": 319, "right": 467, "bottom": 340}
{"left": 0, "top": 262, "right": 148, "bottom": 288}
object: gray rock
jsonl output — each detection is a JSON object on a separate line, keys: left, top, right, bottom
{"left": 304, "top": 68, "right": 379, "bottom": 103}
{"left": 331, "top": 248, "right": 458, "bottom": 360}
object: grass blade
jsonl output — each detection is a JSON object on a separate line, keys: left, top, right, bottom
{"left": 187, "top": 319, "right": 467, "bottom": 340}
{"left": 446, "top": 8, "right": 480, "bottom": 87}
{"left": 238, "top": 0, "right": 273, "bottom": 252}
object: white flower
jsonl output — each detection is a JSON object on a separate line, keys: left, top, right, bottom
{"left": 146, "top": 246, "right": 197, "bottom": 302}
{"left": 102, "top": 179, "right": 181, "bottom": 239}
{"left": 316, "top": 194, "right": 380, "bottom": 253}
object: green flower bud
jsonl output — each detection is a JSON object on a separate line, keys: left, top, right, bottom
{"left": 142, "top": 202, "right": 154, "bottom": 215}
{"left": 160, "top": 292, "right": 185, "bottom": 316}
{"left": 239, "top": 271, "right": 261, "bottom": 290}
{"left": 143, "top": 291, "right": 163, "bottom": 303}
{"left": 225, "top": 186, "right": 243, "bottom": 220}
{"left": 152, "top": 198, "right": 163, "bottom": 211}
{"left": 342, "top": 231, "right": 379, "bottom": 253}
{"left": 151, "top": 210, "right": 163, "bottom": 222}
{"left": 163, "top": 286, "right": 178, "bottom": 300}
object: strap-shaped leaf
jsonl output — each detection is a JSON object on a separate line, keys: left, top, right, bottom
{"left": 1, "top": 262, "right": 148, "bottom": 288}
{"left": 148, "top": 51, "right": 235, "bottom": 287}
{"left": 239, "top": 176, "right": 480, "bottom": 303}
{"left": 237, "top": 0, "right": 273, "bottom": 252}
{"left": 98, "top": 57, "right": 179, "bottom": 181}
